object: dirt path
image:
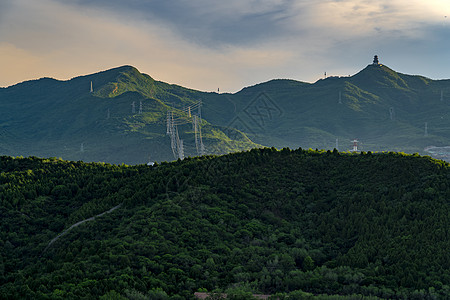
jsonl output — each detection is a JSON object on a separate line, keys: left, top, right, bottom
{"left": 43, "top": 203, "right": 123, "bottom": 252}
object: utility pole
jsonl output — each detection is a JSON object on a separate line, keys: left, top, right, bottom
{"left": 389, "top": 107, "right": 395, "bottom": 120}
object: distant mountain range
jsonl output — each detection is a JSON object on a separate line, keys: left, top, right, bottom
{"left": 1, "top": 63, "right": 450, "bottom": 164}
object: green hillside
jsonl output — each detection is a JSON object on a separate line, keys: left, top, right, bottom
{"left": 0, "top": 150, "right": 449, "bottom": 299}
{"left": 205, "top": 64, "right": 450, "bottom": 156}
{"left": 0, "top": 66, "right": 258, "bottom": 165}
{"left": 1, "top": 63, "right": 450, "bottom": 164}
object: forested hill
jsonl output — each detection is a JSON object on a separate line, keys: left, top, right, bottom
{"left": 211, "top": 63, "right": 450, "bottom": 157}
{"left": 2, "top": 63, "right": 450, "bottom": 164}
{"left": 1, "top": 149, "right": 449, "bottom": 299}
{"left": 0, "top": 66, "right": 258, "bottom": 164}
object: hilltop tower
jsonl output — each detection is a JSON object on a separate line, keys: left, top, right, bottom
{"left": 351, "top": 139, "right": 359, "bottom": 152}
{"left": 373, "top": 55, "right": 379, "bottom": 65}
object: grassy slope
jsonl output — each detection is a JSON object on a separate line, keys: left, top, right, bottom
{"left": 0, "top": 66, "right": 258, "bottom": 164}
{"left": 203, "top": 64, "right": 450, "bottom": 154}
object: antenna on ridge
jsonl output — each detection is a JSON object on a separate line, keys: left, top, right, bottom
{"left": 338, "top": 91, "right": 342, "bottom": 104}
{"left": 90, "top": 81, "right": 93, "bottom": 93}
{"left": 131, "top": 101, "right": 136, "bottom": 114}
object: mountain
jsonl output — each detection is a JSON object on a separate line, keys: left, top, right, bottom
{"left": 0, "top": 66, "right": 258, "bottom": 165}
{"left": 204, "top": 63, "right": 450, "bottom": 157}
{"left": 1, "top": 62, "right": 450, "bottom": 164}
{"left": 0, "top": 150, "right": 449, "bottom": 298}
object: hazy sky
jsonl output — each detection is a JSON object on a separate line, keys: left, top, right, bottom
{"left": 1, "top": 0, "right": 449, "bottom": 92}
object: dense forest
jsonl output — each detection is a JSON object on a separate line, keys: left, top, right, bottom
{"left": 0, "top": 149, "right": 449, "bottom": 299}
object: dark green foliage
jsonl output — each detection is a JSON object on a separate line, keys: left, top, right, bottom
{"left": 0, "top": 149, "right": 449, "bottom": 299}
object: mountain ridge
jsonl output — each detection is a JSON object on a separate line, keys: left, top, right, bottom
{"left": 1, "top": 62, "right": 450, "bottom": 163}
{"left": 0, "top": 65, "right": 259, "bottom": 164}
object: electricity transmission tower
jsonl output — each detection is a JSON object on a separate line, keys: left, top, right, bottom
{"left": 166, "top": 100, "right": 205, "bottom": 159}
{"left": 389, "top": 107, "right": 395, "bottom": 120}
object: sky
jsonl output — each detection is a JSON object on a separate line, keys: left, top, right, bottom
{"left": 0, "top": 0, "right": 449, "bottom": 92}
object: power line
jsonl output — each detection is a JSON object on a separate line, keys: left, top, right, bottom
{"left": 166, "top": 100, "right": 205, "bottom": 159}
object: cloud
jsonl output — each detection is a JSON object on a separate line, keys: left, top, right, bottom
{"left": 1, "top": 0, "right": 449, "bottom": 92}
{"left": 55, "top": 0, "right": 296, "bottom": 47}
{"left": 58, "top": 0, "right": 450, "bottom": 46}
{"left": 0, "top": 0, "right": 296, "bottom": 91}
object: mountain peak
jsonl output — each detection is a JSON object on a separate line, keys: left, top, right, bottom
{"left": 350, "top": 62, "right": 432, "bottom": 90}
{"left": 350, "top": 63, "right": 411, "bottom": 89}
{"left": 89, "top": 65, "right": 155, "bottom": 98}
